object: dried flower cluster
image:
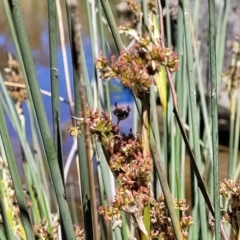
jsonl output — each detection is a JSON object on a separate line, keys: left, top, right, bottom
{"left": 74, "top": 226, "right": 85, "bottom": 240}
{"left": 69, "top": 105, "right": 152, "bottom": 232}
{"left": 4, "top": 54, "right": 27, "bottom": 102}
{"left": 0, "top": 157, "right": 26, "bottom": 239}
{"left": 69, "top": 104, "right": 193, "bottom": 238}
{"left": 96, "top": 34, "right": 178, "bottom": 97}
{"left": 219, "top": 178, "right": 240, "bottom": 233}
{"left": 150, "top": 196, "right": 193, "bottom": 239}
{"left": 222, "top": 36, "right": 240, "bottom": 97}
{"left": 34, "top": 217, "right": 58, "bottom": 240}
{"left": 123, "top": 0, "right": 142, "bottom": 29}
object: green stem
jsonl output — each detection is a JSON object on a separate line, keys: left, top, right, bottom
{"left": 0, "top": 101, "right": 35, "bottom": 239}
{"left": 9, "top": 0, "right": 75, "bottom": 238}
{"left": 48, "top": 0, "right": 64, "bottom": 179}
{"left": 208, "top": 0, "right": 221, "bottom": 239}
{"left": 0, "top": 178, "right": 15, "bottom": 240}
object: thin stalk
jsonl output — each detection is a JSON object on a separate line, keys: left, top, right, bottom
{"left": 150, "top": 87, "right": 161, "bottom": 156}
{"left": 180, "top": 53, "right": 188, "bottom": 199}
{"left": 63, "top": 4, "right": 92, "bottom": 236}
{"left": 48, "top": 0, "right": 64, "bottom": 182}
{"left": 47, "top": 5, "right": 66, "bottom": 235}
{"left": 85, "top": 0, "right": 100, "bottom": 109}
{"left": 156, "top": 0, "right": 169, "bottom": 179}
{"left": 232, "top": 88, "right": 240, "bottom": 173}
{"left": 192, "top": 0, "right": 200, "bottom": 36}
{"left": 141, "top": 0, "right": 148, "bottom": 32}
{"left": 56, "top": 0, "right": 74, "bottom": 116}
{"left": 15, "top": 101, "right": 41, "bottom": 224}
{"left": 0, "top": 178, "right": 15, "bottom": 240}
{"left": 216, "top": 0, "right": 230, "bottom": 88}
{"left": 69, "top": 175, "right": 79, "bottom": 224}
{"left": 27, "top": 101, "right": 52, "bottom": 224}
{"left": 100, "top": 0, "right": 125, "bottom": 53}
{"left": 228, "top": 97, "right": 235, "bottom": 177}
{"left": 9, "top": 0, "right": 75, "bottom": 238}
{"left": 97, "top": 165, "right": 109, "bottom": 240}
{"left": 23, "top": 163, "right": 41, "bottom": 223}
{"left": 89, "top": 0, "right": 104, "bottom": 108}
{"left": 150, "top": 132, "right": 183, "bottom": 240}
{"left": 170, "top": 101, "right": 176, "bottom": 193}
{"left": 70, "top": 2, "right": 99, "bottom": 239}
{"left": 28, "top": 101, "right": 50, "bottom": 200}
{"left": 165, "top": 0, "right": 172, "bottom": 46}
{"left": 208, "top": 0, "right": 221, "bottom": 239}
{"left": 0, "top": 101, "right": 34, "bottom": 239}
{"left": 175, "top": 4, "right": 185, "bottom": 198}
{"left": 67, "top": 1, "right": 93, "bottom": 239}
{"left": 140, "top": 97, "right": 151, "bottom": 240}
{"left": 181, "top": 0, "right": 202, "bottom": 190}
{"left": 97, "top": 1, "right": 111, "bottom": 112}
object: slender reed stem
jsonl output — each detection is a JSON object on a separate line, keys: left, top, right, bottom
{"left": 0, "top": 175, "right": 15, "bottom": 239}
{"left": 140, "top": 96, "right": 151, "bottom": 240}
{"left": 8, "top": 1, "right": 75, "bottom": 238}
{"left": 69, "top": 1, "right": 99, "bottom": 239}
{"left": 100, "top": 0, "right": 125, "bottom": 52}
{"left": 0, "top": 101, "right": 35, "bottom": 239}
{"left": 48, "top": 0, "right": 64, "bottom": 182}
{"left": 56, "top": 0, "right": 74, "bottom": 116}
{"left": 208, "top": 0, "right": 221, "bottom": 239}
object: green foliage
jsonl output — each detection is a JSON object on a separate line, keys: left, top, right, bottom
{"left": 0, "top": 0, "right": 239, "bottom": 239}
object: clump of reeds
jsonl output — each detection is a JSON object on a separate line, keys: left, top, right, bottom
{"left": 0, "top": 0, "right": 239, "bottom": 239}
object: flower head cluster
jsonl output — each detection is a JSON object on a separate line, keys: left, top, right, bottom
{"left": 123, "top": 0, "right": 141, "bottom": 28}
{"left": 147, "top": 0, "right": 157, "bottom": 13}
{"left": 34, "top": 217, "right": 58, "bottom": 240}
{"left": 96, "top": 35, "right": 178, "bottom": 96}
{"left": 69, "top": 105, "right": 194, "bottom": 237}
{"left": 222, "top": 36, "right": 240, "bottom": 97}
{"left": 150, "top": 196, "right": 193, "bottom": 239}
{"left": 4, "top": 54, "right": 27, "bottom": 102}
{"left": 99, "top": 143, "right": 152, "bottom": 221}
{"left": 69, "top": 105, "right": 152, "bottom": 228}
{"left": 219, "top": 178, "right": 240, "bottom": 231}
{"left": 74, "top": 226, "right": 85, "bottom": 240}
{"left": 0, "top": 157, "right": 26, "bottom": 238}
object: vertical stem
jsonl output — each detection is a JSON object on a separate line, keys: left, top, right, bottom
{"left": 140, "top": 96, "right": 150, "bottom": 240}
{"left": 48, "top": 0, "right": 64, "bottom": 181}
{"left": 47, "top": 1, "right": 66, "bottom": 238}
{"left": 208, "top": 0, "right": 220, "bottom": 239}
{"left": 0, "top": 102, "right": 34, "bottom": 240}
{"left": 8, "top": 0, "right": 75, "bottom": 238}
{"left": 175, "top": 2, "right": 184, "bottom": 197}
{"left": 0, "top": 165, "right": 19, "bottom": 239}
{"left": 100, "top": 0, "right": 124, "bottom": 52}
{"left": 70, "top": 1, "right": 99, "bottom": 239}
{"left": 56, "top": 0, "right": 74, "bottom": 116}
